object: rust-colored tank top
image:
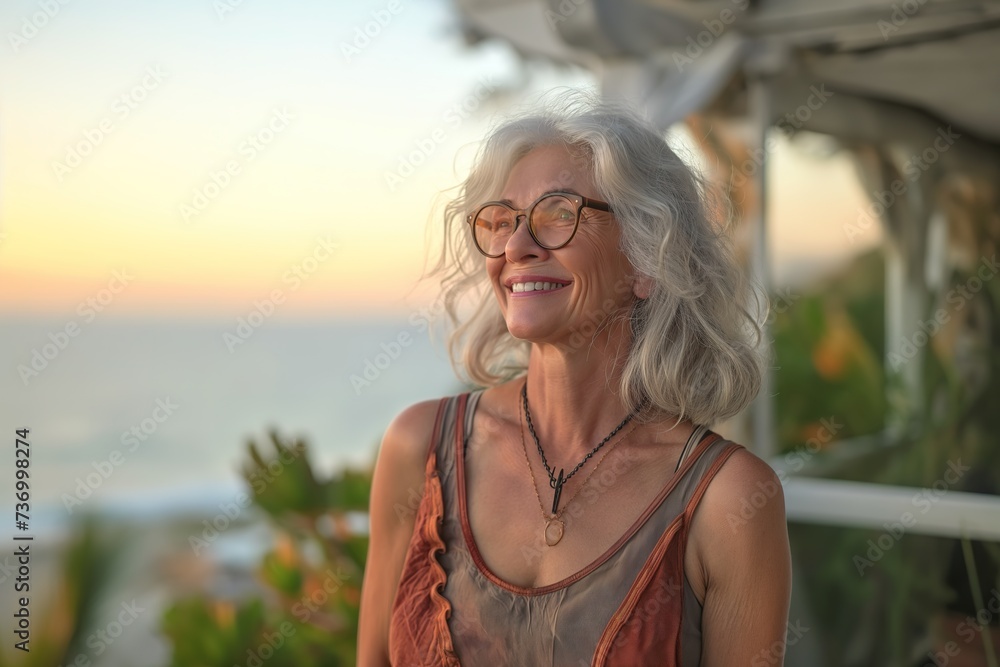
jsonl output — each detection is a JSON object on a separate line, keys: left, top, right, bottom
{"left": 389, "top": 390, "right": 743, "bottom": 667}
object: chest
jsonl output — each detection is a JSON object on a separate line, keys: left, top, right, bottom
{"left": 462, "top": 440, "right": 693, "bottom": 591}
{"left": 440, "top": 441, "right": 707, "bottom": 667}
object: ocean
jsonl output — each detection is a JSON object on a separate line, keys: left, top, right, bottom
{"left": 2, "top": 315, "right": 464, "bottom": 540}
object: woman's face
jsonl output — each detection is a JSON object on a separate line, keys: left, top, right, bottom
{"left": 485, "top": 144, "right": 643, "bottom": 345}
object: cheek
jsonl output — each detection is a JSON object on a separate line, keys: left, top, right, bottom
{"left": 486, "top": 258, "right": 504, "bottom": 281}
{"left": 576, "top": 250, "right": 636, "bottom": 310}
{"left": 485, "top": 259, "right": 506, "bottom": 299}
{"left": 575, "top": 234, "right": 630, "bottom": 284}
{"left": 574, "top": 220, "right": 620, "bottom": 257}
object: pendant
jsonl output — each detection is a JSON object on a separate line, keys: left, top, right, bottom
{"left": 551, "top": 468, "right": 565, "bottom": 515}
{"left": 544, "top": 518, "right": 565, "bottom": 546}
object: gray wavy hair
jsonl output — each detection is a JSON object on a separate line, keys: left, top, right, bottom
{"left": 429, "top": 91, "right": 767, "bottom": 427}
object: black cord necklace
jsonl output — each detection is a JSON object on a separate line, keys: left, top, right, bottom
{"left": 520, "top": 382, "right": 646, "bottom": 514}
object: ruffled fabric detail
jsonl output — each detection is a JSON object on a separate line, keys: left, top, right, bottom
{"left": 389, "top": 451, "right": 462, "bottom": 667}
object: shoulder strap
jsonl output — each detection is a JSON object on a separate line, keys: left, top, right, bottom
{"left": 456, "top": 392, "right": 467, "bottom": 461}
{"left": 461, "top": 390, "right": 484, "bottom": 459}
{"left": 423, "top": 396, "right": 451, "bottom": 465}
{"left": 682, "top": 441, "right": 745, "bottom": 522}
{"left": 673, "top": 424, "right": 709, "bottom": 473}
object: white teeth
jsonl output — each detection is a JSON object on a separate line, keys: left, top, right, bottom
{"left": 511, "top": 281, "right": 565, "bottom": 293}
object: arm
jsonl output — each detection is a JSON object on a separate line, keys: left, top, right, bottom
{"left": 691, "top": 449, "right": 793, "bottom": 667}
{"left": 357, "top": 399, "right": 441, "bottom": 667}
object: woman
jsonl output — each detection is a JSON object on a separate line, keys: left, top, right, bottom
{"left": 358, "top": 94, "right": 792, "bottom": 666}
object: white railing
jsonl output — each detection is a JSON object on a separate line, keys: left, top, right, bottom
{"left": 780, "top": 475, "right": 1000, "bottom": 541}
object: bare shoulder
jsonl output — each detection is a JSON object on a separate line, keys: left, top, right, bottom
{"left": 379, "top": 399, "right": 442, "bottom": 474}
{"left": 693, "top": 446, "right": 786, "bottom": 539}
{"left": 357, "top": 398, "right": 444, "bottom": 667}
{"left": 369, "top": 397, "right": 444, "bottom": 535}
{"left": 369, "top": 398, "right": 445, "bottom": 539}
{"left": 372, "top": 398, "right": 445, "bottom": 519}
{"left": 706, "top": 445, "right": 783, "bottom": 504}
{"left": 688, "top": 444, "right": 789, "bottom": 583}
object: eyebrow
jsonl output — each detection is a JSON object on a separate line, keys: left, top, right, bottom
{"left": 496, "top": 189, "right": 581, "bottom": 207}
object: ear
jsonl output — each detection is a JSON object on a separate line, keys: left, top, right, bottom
{"left": 632, "top": 274, "right": 653, "bottom": 300}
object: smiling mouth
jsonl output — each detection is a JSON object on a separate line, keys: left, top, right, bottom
{"left": 510, "top": 281, "right": 569, "bottom": 293}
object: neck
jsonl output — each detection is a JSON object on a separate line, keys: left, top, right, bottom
{"left": 521, "top": 319, "right": 644, "bottom": 464}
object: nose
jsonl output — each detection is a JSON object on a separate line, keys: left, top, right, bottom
{"left": 503, "top": 213, "right": 548, "bottom": 262}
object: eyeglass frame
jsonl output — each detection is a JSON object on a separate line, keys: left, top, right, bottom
{"left": 465, "top": 191, "right": 613, "bottom": 258}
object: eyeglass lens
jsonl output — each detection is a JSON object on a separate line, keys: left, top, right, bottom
{"left": 473, "top": 194, "right": 577, "bottom": 256}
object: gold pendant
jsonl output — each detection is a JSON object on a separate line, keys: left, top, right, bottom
{"left": 544, "top": 518, "right": 565, "bottom": 546}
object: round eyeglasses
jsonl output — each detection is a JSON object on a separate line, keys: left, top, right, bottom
{"left": 466, "top": 191, "right": 612, "bottom": 258}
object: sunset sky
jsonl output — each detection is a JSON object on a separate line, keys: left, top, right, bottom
{"left": 0, "top": 0, "right": 880, "bottom": 320}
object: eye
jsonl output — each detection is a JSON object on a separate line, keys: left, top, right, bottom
{"left": 534, "top": 195, "right": 576, "bottom": 225}
{"left": 476, "top": 205, "right": 514, "bottom": 232}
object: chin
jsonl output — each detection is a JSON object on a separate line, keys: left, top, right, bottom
{"left": 504, "top": 316, "right": 559, "bottom": 343}
{"left": 503, "top": 319, "right": 533, "bottom": 340}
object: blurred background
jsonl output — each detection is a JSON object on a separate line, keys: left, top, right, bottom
{"left": 1, "top": 0, "right": 998, "bottom": 665}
